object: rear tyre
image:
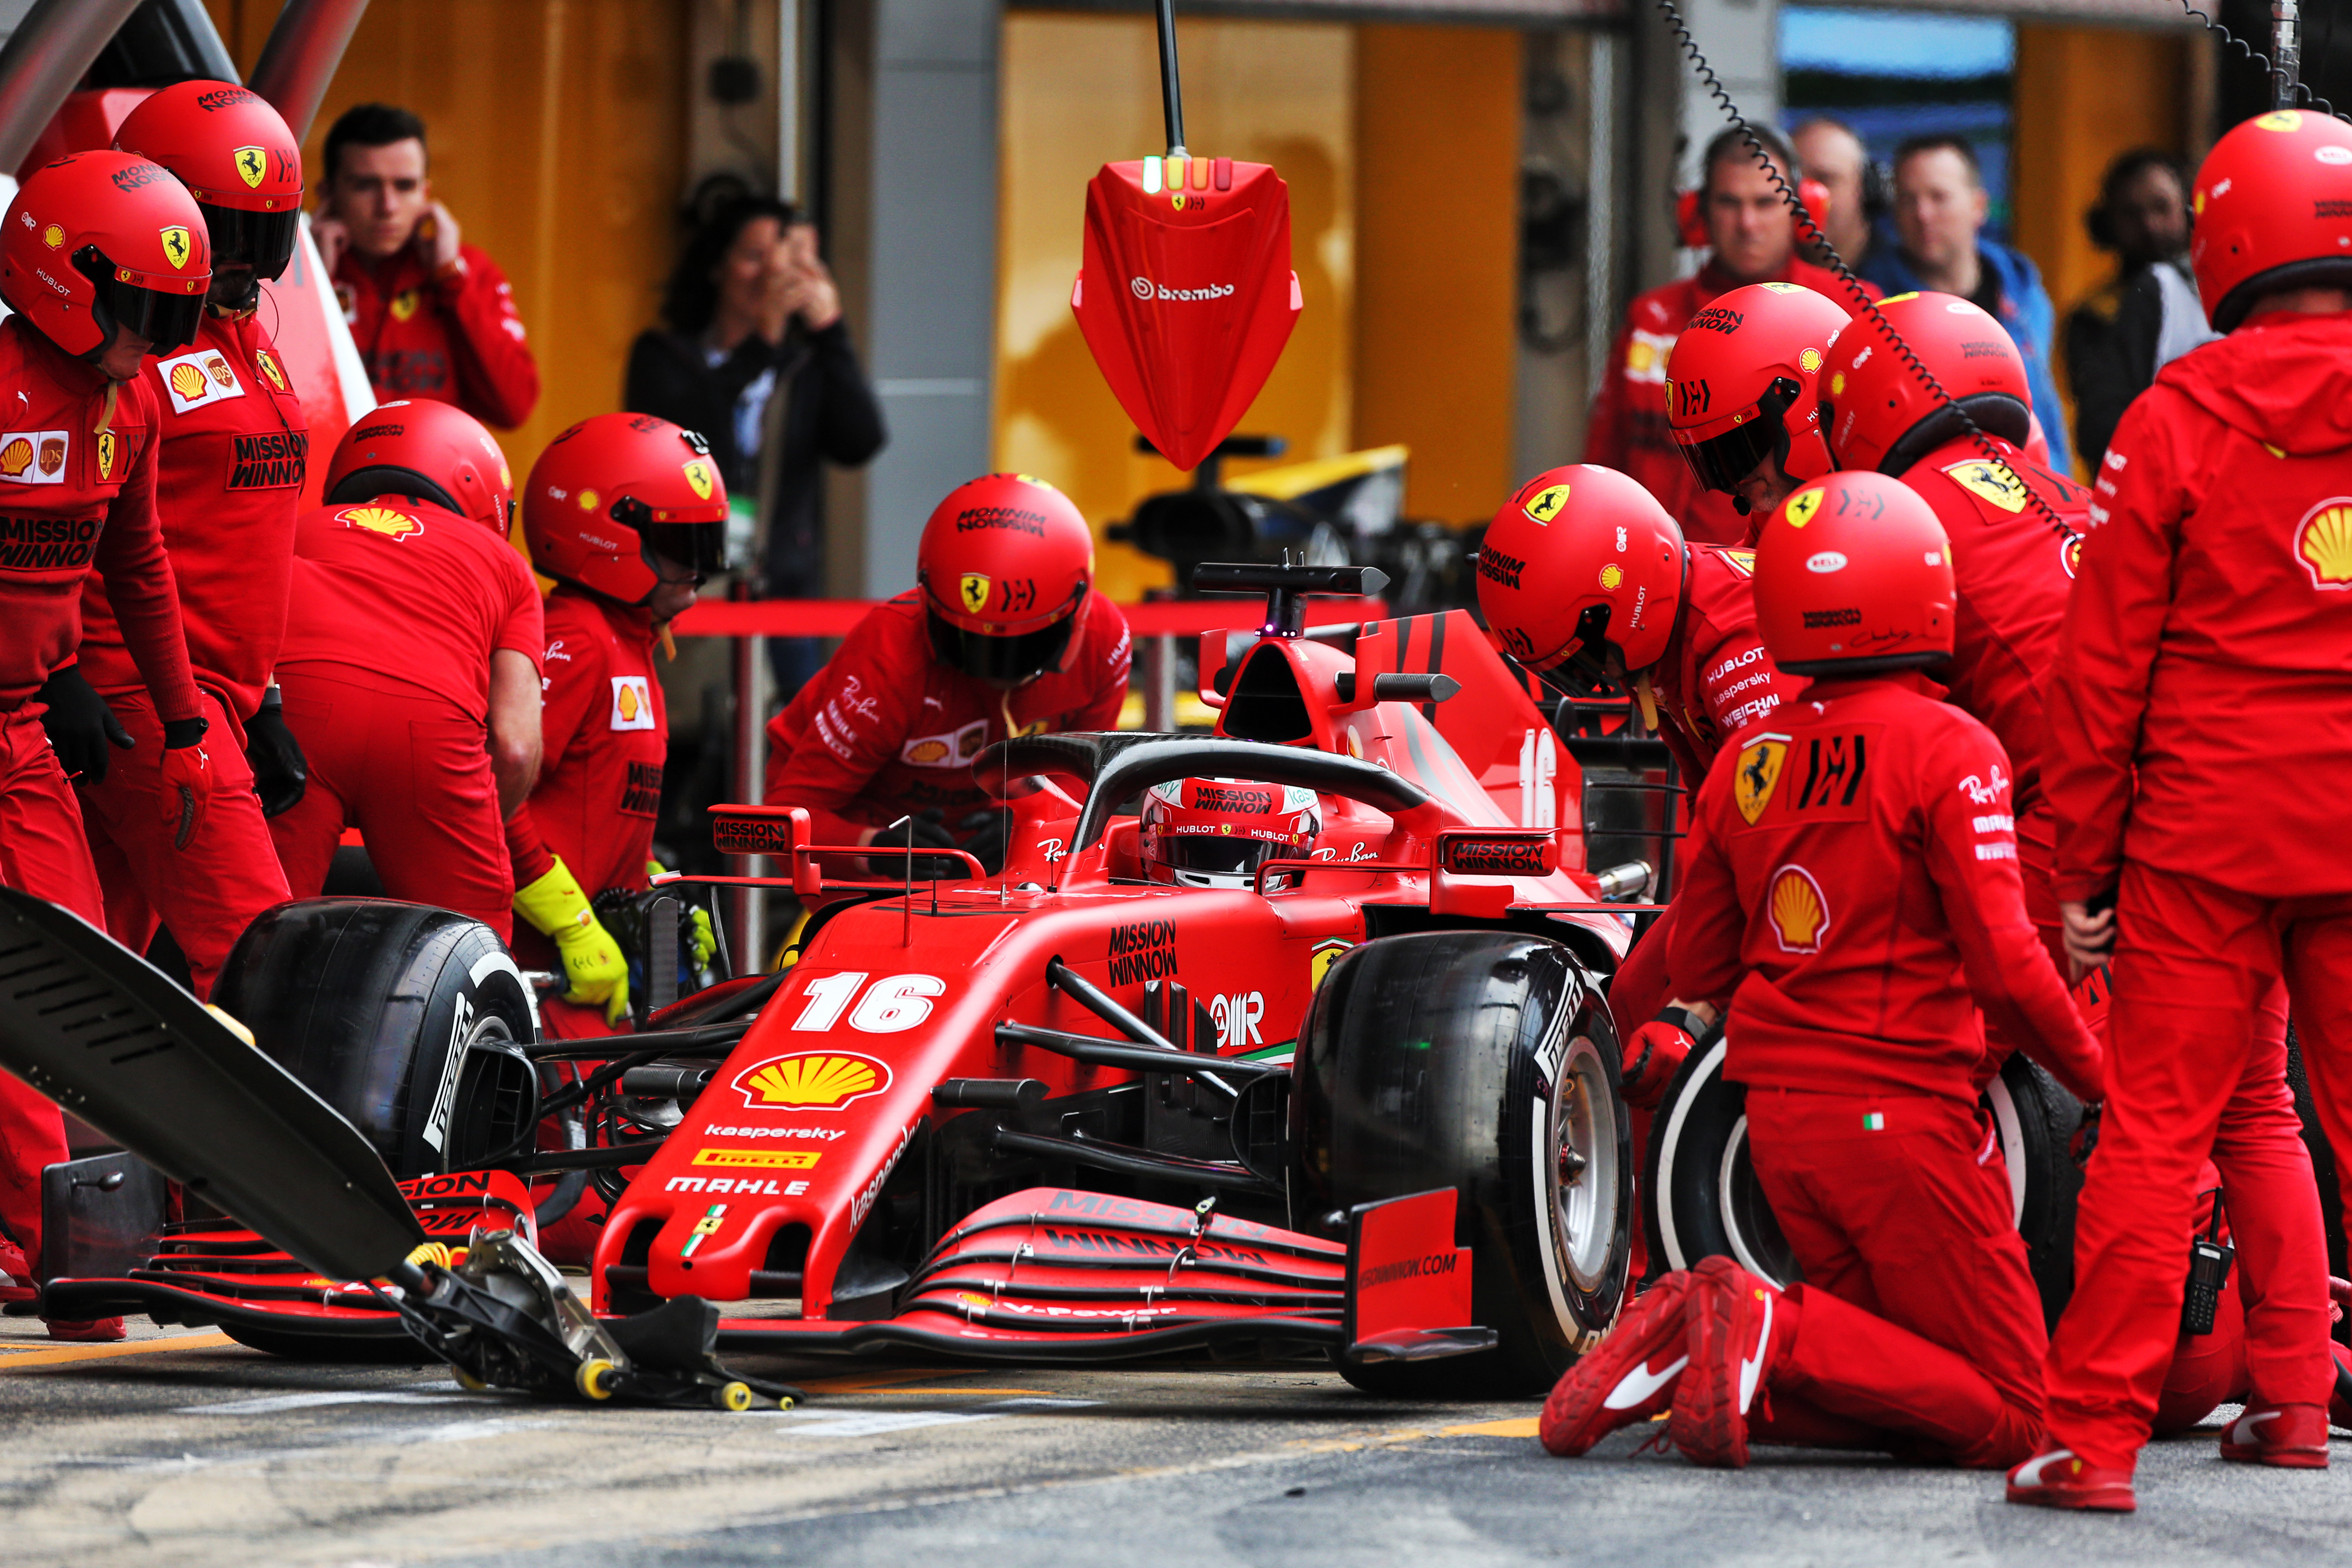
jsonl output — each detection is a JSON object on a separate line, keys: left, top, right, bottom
{"left": 214, "top": 898, "right": 541, "bottom": 1179}
{"left": 1295, "top": 931, "right": 1631, "bottom": 1396}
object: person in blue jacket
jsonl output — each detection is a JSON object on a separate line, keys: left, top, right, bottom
{"left": 1859, "top": 134, "right": 2071, "bottom": 473}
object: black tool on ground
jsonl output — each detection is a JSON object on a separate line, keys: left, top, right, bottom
{"left": 2182, "top": 1189, "right": 2236, "bottom": 1337}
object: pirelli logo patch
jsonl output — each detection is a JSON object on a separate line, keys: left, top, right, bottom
{"left": 226, "top": 430, "right": 307, "bottom": 490}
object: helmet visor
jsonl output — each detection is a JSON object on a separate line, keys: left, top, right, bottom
{"left": 201, "top": 203, "right": 299, "bottom": 284}
{"left": 928, "top": 610, "right": 1078, "bottom": 684}
{"left": 94, "top": 273, "right": 203, "bottom": 354}
{"left": 1674, "top": 413, "right": 1784, "bottom": 495}
{"left": 642, "top": 520, "right": 726, "bottom": 582}
{"left": 1158, "top": 833, "right": 1285, "bottom": 880}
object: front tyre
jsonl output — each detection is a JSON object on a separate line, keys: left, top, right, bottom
{"left": 1295, "top": 931, "right": 1631, "bottom": 1395}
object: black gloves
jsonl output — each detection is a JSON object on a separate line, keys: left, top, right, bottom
{"left": 958, "top": 808, "right": 1013, "bottom": 876}
{"left": 34, "top": 665, "right": 132, "bottom": 784}
{"left": 244, "top": 687, "right": 308, "bottom": 817}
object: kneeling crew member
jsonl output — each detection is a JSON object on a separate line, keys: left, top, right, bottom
{"left": 0, "top": 153, "right": 216, "bottom": 1338}
{"left": 1539, "top": 471, "right": 2102, "bottom": 1473}
{"left": 269, "top": 402, "right": 542, "bottom": 937}
{"left": 63, "top": 82, "right": 310, "bottom": 997}
{"left": 764, "top": 472, "right": 1131, "bottom": 874}
{"left": 506, "top": 412, "right": 727, "bottom": 1034}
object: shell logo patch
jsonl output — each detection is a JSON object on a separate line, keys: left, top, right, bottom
{"left": 683, "top": 459, "right": 715, "bottom": 500}
{"left": 159, "top": 226, "right": 191, "bottom": 270}
{"left": 255, "top": 348, "right": 287, "bottom": 392}
{"left": 609, "top": 674, "right": 656, "bottom": 730}
{"left": 233, "top": 146, "right": 267, "bottom": 189}
{"left": 1942, "top": 458, "right": 2027, "bottom": 514}
{"left": 1768, "top": 865, "right": 1830, "bottom": 954}
{"left": 337, "top": 504, "right": 422, "bottom": 539}
{"left": 0, "top": 429, "right": 66, "bottom": 486}
{"left": 577, "top": 489, "right": 600, "bottom": 512}
{"left": 168, "top": 363, "right": 206, "bottom": 401}
{"left": 1735, "top": 734, "right": 1789, "bottom": 825}
{"left": 155, "top": 348, "right": 245, "bottom": 414}
{"left": 39, "top": 223, "right": 61, "bottom": 250}
{"left": 959, "top": 573, "right": 991, "bottom": 615}
{"left": 899, "top": 720, "right": 986, "bottom": 768}
{"left": 1829, "top": 371, "right": 1846, "bottom": 396}
{"left": 96, "top": 430, "right": 119, "bottom": 480}
{"left": 2294, "top": 498, "right": 2352, "bottom": 589}
{"left": 1784, "top": 488, "right": 1824, "bottom": 528}
{"left": 732, "top": 1052, "right": 892, "bottom": 1110}
{"left": 1523, "top": 483, "right": 1570, "bottom": 524}
{"left": 1798, "top": 347, "right": 1822, "bottom": 374}
{"left": 1598, "top": 563, "right": 1624, "bottom": 591}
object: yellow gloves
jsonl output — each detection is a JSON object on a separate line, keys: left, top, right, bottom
{"left": 515, "top": 857, "right": 630, "bottom": 1026}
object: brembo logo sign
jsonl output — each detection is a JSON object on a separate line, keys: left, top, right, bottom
{"left": 1130, "top": 275, "right": 1236, "bottom": 303}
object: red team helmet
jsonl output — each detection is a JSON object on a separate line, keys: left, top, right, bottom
{"left": 1476, "top": 465, "right": 1687, "bottom": 688}
{"left": 327, "top": 400, "right": 514, "bottom": 533}
{"left": 0, "top": 151, "right": 211, "bottom": 358}
{"left": 916, "top": 473, "right": 1096, "bottom": 684}
{"left": 524, "top": 412, "right": 729, "bottom": 605}
{"left": 1819, "top": 292, "right": 2033, "bottom": 475}
{"left": 1752, "top": 471, "right": 1955, "bottom": 677}
{"left": 113, "top": 80, "right": 302, "bottom": 308}
{"left": 1665, "top": 281, "right": 1850, "bottom": 502}
{"left": 1140, "top": 777, "right": 1321, "bottom": 890}
{"left": 2190, "top": 108, "right": 2352, "bottom": 332}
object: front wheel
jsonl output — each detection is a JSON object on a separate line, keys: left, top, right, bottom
{"left": 1294, "top": 930, "right": 1631, "bottom": 1395}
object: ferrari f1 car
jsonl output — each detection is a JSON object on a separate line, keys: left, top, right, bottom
{"left": 22, "top": 565, "right": 1654, "bottom": 1397}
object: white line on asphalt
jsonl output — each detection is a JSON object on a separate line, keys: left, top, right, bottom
{"left": 176, "top": 1389, "right": 483, "bottom": 1416}
{"left": 764, "top": 1409, "right": 1004, "bottom": 1437}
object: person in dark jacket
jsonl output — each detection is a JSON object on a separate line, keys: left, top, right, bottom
{"left": 2061, "top": 148, "right": 2214, "bottom": 469}
{"left": 624, "top": 196, "right": 885, "bottom": 694}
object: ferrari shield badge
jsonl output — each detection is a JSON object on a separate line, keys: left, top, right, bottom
{"left": 233, "top": 147, "right": 267, "bottom": 189}
{"left": 159, "top": 226, "right": 191, "bottom": 270}
{"left": 1941, "top": 458, "right": 2028, "bottom": 514}
{"left": 959, "top": 573, "right": 991, "bottom": 616}
{"left": 95, "top": 430, "right": 118, "bottom": 480}
{"left": 1784, "top": 487, "right": 1824, "bottom": 528}
{"left": 1522, "top": 483, "right": 1570, "bottom": 524}
{"left": 1735, "top": 733, "right": 1789, "bottom": 825}
{"left": 682, "top": 458, "right": 715, "bottom": 500}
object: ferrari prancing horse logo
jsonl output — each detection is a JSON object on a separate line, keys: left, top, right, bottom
{"left": 159, "top": 226, "right": 191, "bottom": 270}
{"left": 1735, "top": 733, "right": 1789, "bottom": 825}
{"left": 959, "top": 573, "right": 990, "bottom": 615}
{"left": 233, "top": 147, "right": 267, "bottom": 189}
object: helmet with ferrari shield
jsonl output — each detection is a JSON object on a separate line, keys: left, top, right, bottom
{"left": 916, "top": 473, "right": 1095, "bottom": 686}
{"left": 113, "top": 81, "right": 302, "bottom": 310}
{"left": 1818, "top": 291, "right": 2031, "bottom": 476}
{"left": 1476, "top": 465, "right": 1687, "bottom": 694}
{"left": 1752, "top": 471, "right": 1954, "bottom": 678}
{"left": 1665, "top": 281, "right": 1849, "bottom": 509}
{"left": 2190, "top": 109, "right": 2352, "bottom": 332}
{"left": 1140, "top": 777, "right": 1321, "bottom": 891}
{"left": 327, "top": 400, "right": 513, "bottom": 533}
{"left": 1, "top": 151, "right": 211, "bottom": 359}
{"left": 524, "top": 412, "right": 728, "bottom": 605}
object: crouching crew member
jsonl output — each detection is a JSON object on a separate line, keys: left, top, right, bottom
{"left": 1539, "top": 472, "right": 2102, "bottom": 1473}
{"left": 2013, "top": 108, "right": 2352, "bottom": 1512}
{"left": 506, "top": 412, "right": 727, "bottom": 1035}
{"left": 62, "top": 83, "right": 309, "bottom": 996}
{"left": 269, "top": 403, "right": 542, "bottom": 939}
{"left": 0, "top": 153, "right": 216, "bottom": 1339}
{"left": 1661, "top": 279, "right": 1850, "bottom": 527}
{"left": 763, "top": 472, "right": 1131, "bottom": 876}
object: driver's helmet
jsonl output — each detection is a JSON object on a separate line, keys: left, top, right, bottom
{"left": 1140, "top": 777, "right": 1321, "bottom": 890}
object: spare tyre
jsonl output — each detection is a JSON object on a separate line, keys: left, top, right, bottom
{"left": 1295, "top": 930, "right": 1631, "bottom": 1395}
{"left": 213, "top": 899, "right": 541, "bottom": 1179}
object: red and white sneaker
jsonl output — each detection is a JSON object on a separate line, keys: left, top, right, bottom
{"left": 1669, "top": 1255, "right": 1790, "bottom": 1469}
{"left": 2006, "top": 1448, "right": 2135, "bottom": 1511}
{"left": 2220, "top": 1402, "right": 2330, "bottom": 1468}
{"left": 1539, "top": 1270, "right": 1696, "bottom": 1456}
{"left": 44, "top": 1317, "right": 126, "bottom": 1343}
{"left": 0, "top": 1238, "right": 34, "bottom": 1306}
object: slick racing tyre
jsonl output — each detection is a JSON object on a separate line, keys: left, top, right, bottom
{"left": 1296, "top": 931, "right": 1631, "bottom": 1396}
{"left": 215, "top": 899, "right": 541, "bottom": 1180}
{"left": 1645, "top": 1041, "right": 2083, "bottom": 1329}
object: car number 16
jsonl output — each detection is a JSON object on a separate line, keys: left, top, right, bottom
{"left": 790, "top": 971, "right": 947, "bottom": 1034}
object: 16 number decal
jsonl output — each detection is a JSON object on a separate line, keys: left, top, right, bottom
{"left": 790, "top": 971, "right": 946, "bottom": 1034}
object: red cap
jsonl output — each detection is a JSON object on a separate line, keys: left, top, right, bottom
{"left": 1819, "top": 291, "right": 2032, "bottom": 475}
{"left": 0, "top": 151, "right": 211, "bottom": 357}
{"left": 2191, "top": 108, "right": 2352, "bottom": 332}
{"left": 327, "top": 400, "right": 513, "bottom": 533}
{"left": 1665, "top": 281, "right": 1850, "bottom": 495}
{"left": 1752, "top": 471, "right": 1954, "bottom": 677}
{"left": 1476, "top": 465, "right": 1686, "bottom": 685}
{"left": 523, "top": 412, "right": 728, "bottom": 605}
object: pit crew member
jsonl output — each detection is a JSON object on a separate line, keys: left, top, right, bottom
{"left": 1539, "top": 471, "right": 2103, "bottom": 1472}
{"left": 0, "top": 152, "right": 215, "bottom": 1339}
{"left": 1662, "top": 279, "right": 1850, "bottom": 524}
{"left": 2014, "top": 108, "right": 2352, "bottom": 1511}
{"left": 268, "top": 402, "right": 542, "bottom": 940}
{"left": 59, "top": 83, "right": 309, "bottom": 997}
{"left": 763, "top": 472, "right": 1132, "bottom": 876}
{"left": 1140, "top": 777, "right": 1320, "bottom": 891}
{"left": 506, "top": 412, "right": 726, "bottom": 1035}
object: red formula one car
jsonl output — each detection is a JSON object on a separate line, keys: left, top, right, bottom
{"left": 26, "top": 566, "right": 1651, "bottom": 1398}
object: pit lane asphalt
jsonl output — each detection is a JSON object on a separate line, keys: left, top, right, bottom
{"left": 1, "top": 1312, "right": 2346, "bottom": 1567}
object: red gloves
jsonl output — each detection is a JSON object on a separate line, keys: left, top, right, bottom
{"left": 1621, "top": 1007, "right": 1708, "bottom": 1110}
{"left": 158, "top": 716, "right": 212, "bottom": 851}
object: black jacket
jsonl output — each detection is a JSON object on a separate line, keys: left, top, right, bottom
{"left": 623, "top": 320, "right": 885, "bottom": 595}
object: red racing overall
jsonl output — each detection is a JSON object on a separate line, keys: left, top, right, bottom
{"left": 1672, "top": 673, "right": 2102, "bottom": 1465}
{"left": 2042, "top": 314, "right": 2350, "bottom": 1472}
{"left": 75, "top": 309, "right": 305, "bottom": 995}
{"left": 334, "top": 242, "right": 539, "bottom": 429}
{"left": 270, "top": 498, "right": 544, "bottom": 941}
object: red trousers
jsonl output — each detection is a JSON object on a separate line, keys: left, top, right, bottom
{"left": 2044, "top": 861, "right": 2337, "bottom": 1470}
{"left": 269, "top": 667, "right": 513, "bottom": 942}
{"left": 0, "top": 708, "right": 96, "bottom": 1273}
{"left": 2014, "top": 802, "right": 2064, "bottom": 975}
{"left": 78, "top": 686, "right": 289, "bottom": 1000}
{"left": 1743, "top": 1088, "right": 2048, "bottom": 1467}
